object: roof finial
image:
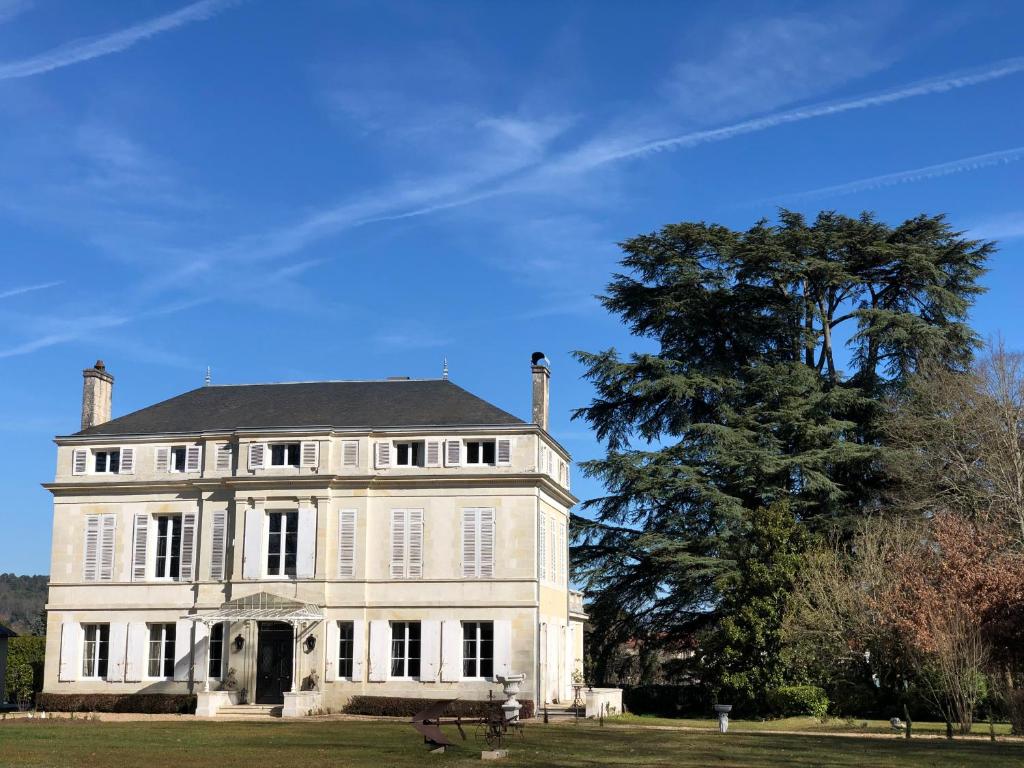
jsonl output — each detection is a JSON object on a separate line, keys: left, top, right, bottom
{"left": 204, "top": 366, "right": 212, "bottom": 387}
{"left": 442, "top": 357, "right": 449, "bottom": 381}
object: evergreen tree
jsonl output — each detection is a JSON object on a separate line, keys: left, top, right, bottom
{"left": 573, "top": 211, "right": 990, "bottom": 663}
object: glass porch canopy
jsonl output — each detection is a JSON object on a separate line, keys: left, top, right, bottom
{"left": 183, "top": 592, "right": 324, "bottom": 625}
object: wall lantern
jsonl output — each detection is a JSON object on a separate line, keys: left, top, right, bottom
{"left": 304, "top": 635, "right": 316, "bottom": 653}
{"left": 234, "top": 634, "right": 245, "bottom": 651}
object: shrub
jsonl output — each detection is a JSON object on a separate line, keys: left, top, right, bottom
{"left": 5, "top": 636, "right": 45, "bottom": 707}
{"left": 622, "top": 684, "right": 710, "bottom": 718}
{"left": 343, "top": 696, "right": 534, "bottom": 720}
{"left": 766, "top": 685, "right": 829, "bottom": 720}
{"left": 36, "top": 693, "right": 196, "bottom": 714}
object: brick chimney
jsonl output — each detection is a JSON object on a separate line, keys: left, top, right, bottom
{"left": 531, "top": 352, "right": 550, "bottom": 431}
{"left": 81, "top": 360, "right": 114, "bottom": 430}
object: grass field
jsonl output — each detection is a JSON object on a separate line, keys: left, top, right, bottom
{"left": 2, "top": 718, "right": 1024, "bottom": 768}
{"left": 614, "top": 713, "right": 1015, "bottom": 736}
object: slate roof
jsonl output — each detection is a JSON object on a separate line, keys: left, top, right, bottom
{"left": 72, "top": 380, "right": 525, "bottom": 437}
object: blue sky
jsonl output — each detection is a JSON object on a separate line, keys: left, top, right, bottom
{"left": 2, "top": 0, "right": 1024, "bottom": 574}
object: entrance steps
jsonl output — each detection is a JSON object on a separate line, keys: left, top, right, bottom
{"left": 538, "top": 704, "right": 585, "bottom": 722}
{"left": 216, "top": 704, "right": 283, "bottom": 719}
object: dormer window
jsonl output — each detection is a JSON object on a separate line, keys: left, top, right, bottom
{"left": 270, "top": 443, "right": 300, "bottom": 467}
{"left": 94, "top": 449, "right": 120, "bottom": 474}
{"left": 170, "top": 447, "right": 187, "bottom": 473}
{"left": 465, "top": 440, "right": 496, "bottom": 465}
{"left": 395, "top": 441, "right": 424, "bottom": 467}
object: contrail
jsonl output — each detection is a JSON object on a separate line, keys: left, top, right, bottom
{"left": 0, "top": 0, "right": 242, "bottom": 81}
{"left": 0, "top": 280, "right": 63, "bottom": 299}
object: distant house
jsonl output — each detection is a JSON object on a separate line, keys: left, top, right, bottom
{"left": 42, "top": 358, "right": 585, "bottom": 716}
{"left": 0, "top": 623, "right": 15, "bottom": 706}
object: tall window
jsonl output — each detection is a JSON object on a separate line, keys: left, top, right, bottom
{"left": 465, "top": 440, "right": 496, "bottom": 465}
{"left": 94, "top": 449, "right": 120, "bottom": 473}
{"left": 147, "top": 623, "right": 176, "bottom": 678}
{"left": 270, "top": 443, "right": 300, "bottom": 467}
{"left": 462, "top": 621, "right": 494, "bottom": 678}
{"left": 208, "top": 623, "right": 225, "bottom": 679}
{"left": 81, "top": 624, "right": 109, "bottom": 678}
{"left": 154, "top": 515, "right": 182, "bottom": 579}
{"left": 171, "top": 446, "right": 187, "bottom": 473}
{"left": 395, "top": 441, "right": 423, "bottom": 467}
{"left": 266, "top": 511, "right": 298, "bottom": 577}
{"left": 390, "top": 621, "right": 420, "bottom": 678}
{"left": 338, "top": 621, "right": 354, "bottom": 678}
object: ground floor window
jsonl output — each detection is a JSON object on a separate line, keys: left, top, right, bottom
{"left": 81, "top": 623, "right": 109, "bottom": 678}
{"left": 390, "top": 621, "right": 420, "bottom": 678}
{"left": 338, "top": 621, "right": 354, "bottom": 678}
{"left": 462, "top": 621, "right": 494, "bottom": 678}
{"left": 147, "top": 623, "right": 176, "bottom": 678}
{"left": 208, "top": 623, "right": 225, "bottom": 679}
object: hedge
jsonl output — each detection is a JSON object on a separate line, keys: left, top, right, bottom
{"left": 622, "top": 684, "right": 710, "bottom": 718}
{"left": 36, "top": 693, "right": 197, "bottom": 714}
{"left": 766, "top": 685, "right": 829, "bottom": 720}
{"left": 5, "top": 636, "right": 45, "bottom": 707}
{"left": 343, "top": 696, "right": 535, "bottom": 720}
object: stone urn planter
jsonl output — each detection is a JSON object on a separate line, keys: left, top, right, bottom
{"left": 496, "top": 673, "right": 526, "bottom": 721}
{"left": 713, "top": 704, "right": 732, "bottom": 733}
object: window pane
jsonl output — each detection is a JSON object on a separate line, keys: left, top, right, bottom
{"left": 163, "top": 624, "right": 176, "bottom": 678}
{"left": 209, "top": 623, "right": 224, "bottom": 678}
{"left": 467, "top": 442, "right": 480, "bottom": 463}
{"left": 407, "top": 622, "right": 420, "bottom": 678}
{"left": 173, "top": 448, "right": 186, "bottom": 472}
{"left": 95, "top": 452, "right": 107, "bottom": 473}
{"left": 97, "top": 625, "right": 109, "bottom": 678}
{"left": 169, "top": 517, "right": 181, "bottom": 579}
{"left": 397, "top": 443, "right": 409, "bottom": 465}
{"left": 269, "top": 512, "right": 281, "bottom": 533}
{"left": 109, "top": 450, "right": 120, "bottom": 473}
{"left": 338, "top": 622, "right": 354, "bottom": 678}
{"left": 148, "top": 625, "right": 162, "bottom": 677}
{"left": 286, "top": 444, "right": 299, "bottom": 466}
{"left": 482, "top": 442, "right": 496, "bottom": 464}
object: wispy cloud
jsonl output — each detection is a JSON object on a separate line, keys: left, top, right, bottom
{"left": 969, "top": 212, "right": 1024, "bottom": 242}
{"left": 763, "top": 146, "right": 1024, "bottom": 203}
{"left": 0, "top": 0, "right": 31, "bottom": 26}
{"left": 0, "top": 0, "right": 242, "bottom": 81}
{"left": 0, "top": 280, "right": 62, "bottom": 300}
{"left": 373, "top": 332, "right": 454, "bottom": 349}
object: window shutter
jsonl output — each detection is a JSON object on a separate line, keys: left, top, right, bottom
{"left": 99, "top": 514, "right": 116, "bottom": 581}
{"left": 480, "top": 508, "right": 495, "bottom": 578}
{"left": 440, "top": 620, "right": 462, "bottom": 682}
{"left": 325, "top": 620, "right": 340, "bottom": 682}
{"left": 547, "top": 449, "right": 554, "bottom": 475}
{"left": 539, "top": 444, "right": 547, "bottom": 474}
{"left": 559, "top": 521, "right": 567, "bottom": 585}
{"left": 420, "top": 620, "right": 441, "bottom": 682}
{"left": 242, "top": 506, "right": 263, "bottom": 580}
{"left": 408, "top": 509, "right": 423, "bottom": 579}
{"left": 538, "top": 514, "right": 547, "bottom": 581}
{"left": 351, "top": 619, "right": 366, "bottom": 681}
{"left": 341, "top": 440, "right": 359, "bottom": 468}
{"left": 367, "top": 620, "right": 389, "bottom": 682}
{"left": 131, "top": 514, "right": 149, "bottom": 581}
{"left": 83, "top": 515, "right": 100, "bottom": 581}
{"left": 72, "top": 448, "right": 88, "bottom": 475}
{"left": 300, "top": 441, "right": 319, "bottom": 469}
{"left": 124, "top": 622, "right": 147, "bottom": 682}
{"left": 424, "top": 439, "right": 441, "bottom": 467}
{"left": 247, "top": 442, "right": 266, "bottom": 470}
{"left": 496, "top": 438, "right": 512, "bottom": 466}
{"left": 58, "top": 622, "right": 81, "bottom": 681}
{"left": 192, "top": 622, "right": 209, "bottom": 683}
{"left": 119, "top": 447, "right": 135, "bottom": 474}
{"left": 445, "top": 439, "right": 462, "bottom": 466}
{"left": 390, "top": 509, "right": 406, "bottom": 578}
{"left": 550, "top": 515, "right": 557, "bottom": 581}
{"left": 185, "top": 445, "right": 202, "bottom": 472}
{"left": 173, "top": 619, "right": 193, "bottom": 681}
{"left": 462, "top": 509, "right": 477, "bottom": 578}
{"left": 493, "top": 620, "right": 512, "bottom": 677}
{"left": 374, "top": 441, "right": 391, "bottom": 469}
{"left": 296, "top": 506, "right": 317, "bottom": 578}
{"left": 338, "top": 509, "right": 356, "bottom": 578}
{"left": 155, "top": 446, "right": 170, "bottom": 473}
{"left": 210, "top": 510, "right": 228, "bottom": 581}
{"left": 179, "top": 512, "right": 197, "bottom": 581}
{"left": 106, "top": 622, "right": 127, "bottom": 682}
{"left": 216, "top": 443, "right": 232, "bottom": 472}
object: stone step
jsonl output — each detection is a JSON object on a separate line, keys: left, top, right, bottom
{"left": 217, "top": 704, "right": 282, "bottom": 718}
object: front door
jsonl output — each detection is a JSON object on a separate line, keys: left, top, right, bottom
{"left": 255, "top": 622, "right": 293, "bottom": 704}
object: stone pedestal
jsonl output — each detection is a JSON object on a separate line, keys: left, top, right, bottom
{"left": 282, "top": 691, "right": 322, "bottom": 718}
{"left": 584, "top": 688, "right": 623, "bottom": 718}
{"left": 195, "top": 690, "right": 239, "bottom": 717}
{"left": 496, "top": 673, "right": 526, "bottom": 721}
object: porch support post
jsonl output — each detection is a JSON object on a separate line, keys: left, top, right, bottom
{"left": 203, "top": 621, "right": 211, "bottom": 693}
{"left": 291, "top": 621, "right": 299, "bottom": 693}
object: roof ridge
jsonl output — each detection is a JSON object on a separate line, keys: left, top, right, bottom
{"left": 205, "top": 378, "right": 448, "bottom": 387}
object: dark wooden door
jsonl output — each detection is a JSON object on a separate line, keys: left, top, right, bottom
{"left": 255, "top": 623, "right": 293, "bottom": 704}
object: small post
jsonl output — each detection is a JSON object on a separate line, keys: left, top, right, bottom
{"left": 990, "top": 714, "right": 996, "bottom": 742}
{"left": 543, "top": 704, "right": 549, "bottom": 724}
{"left": 945, "top": 720, "right": 953, "bottom": 740}
{"left": 903, "top": 704, "right": 912, "bottom": 740}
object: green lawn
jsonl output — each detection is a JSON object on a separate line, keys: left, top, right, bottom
{"left": 1, "top": 719, "right": 1023, "bottom": 768}
{"left": 613, "top": 713, "right": 1015, "bottom": 737}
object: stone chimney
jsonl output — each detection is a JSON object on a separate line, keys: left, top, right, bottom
{"left": 531, "top": 352, "right": 550, "bottom": 431}
{"left": 81, "top": 360, "right": 114, "bottom": 430}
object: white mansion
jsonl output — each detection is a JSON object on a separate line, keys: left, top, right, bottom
{"left": 43, "top": 358, "right": 585, "bottom": 715}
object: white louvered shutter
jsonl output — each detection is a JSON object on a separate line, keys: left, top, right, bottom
{"left": 300, "top": 441, "right": 319, "bottom": 469}
{"left": 560, "top": 521, "right": 567, "bottom": 585}
{"left": 173, "top": 619, "right": 193, "bottom": 681}
{"left": 480, "top": 509, "right": 495, "bottom": 578}
{"left": 131, "top": 514, "right": 149, "bottom": 581}
{"left": 493, "top": 620, "right": 512, "bottom": 677}
{"left": 425, "top": 439, "right": 441, "bottom": 467}
{"left": 375, "top": 441, "right": 391, "bottom": 469}
{"left": 99, "top": 514, "right": 116, "bottom": 581}
{"left": 106, "top": 622, "right": 127, "bottom": 682}
{"left": 155, "top": 446, "right": 170, "bottom": 473}
{"left": 185, "top": 445, "right": 202, "bottom": 472}
{"left": 440, "top": 620, "right": 462, "bottom": 682}
{"left": 119, "top": 447, "right": 135, "bottom": 474}
{"left": 550, "top": 516, "right": 557, "bottom": 581}
{"left": 248, "top": 442, "right": 266, "bottom": 470}
{"left": 420, "top": 620, "right": 441, "bottom": 682}
{"left": 351, "top": 619, "right": 366, "bottom": 681}
{"left": 124, "top": 622, "right": 147, "bottom": 682}
{"left": 242, "top": 506, "right": 263, "bottom": 580}
{"left": 368, "top": 620, "right": 389, "bottom": 682}
{"left": 408, "top": 509, "right": 423, "bottom": 579}
{"left": 445, "top": 439, "right": 462, "bottom": 467}
{"left": 325, "top": 620, "right": 340, "bottom": 682}
{"left": 72, "top": 448, "right": 88, "bottom": 475}
{"left": 538, "top": 515, "right": 547, "bottom": 581}
{"left": 58, "top": 622, "right": 81, "bottom": 681}
{"left": 210, "top": 510, "right": 227, "bottom": 581}
{"left": 216, "top": 443, "right": 232, "bottom": 472}
{"left": 338, "top": 509, "right": 356, "bottom": 578}
{"left": 496, "top": 438, "right": 512, "bottom": 466}
{"left": 390, "top": 509, "right": 406, "bottom": 578}
{"left": 341, "top": 440, "right": 359, "bottom": 468}
{"left": 83, "top": 515, "right": 100, "bottom": 581}
{"left": 296, "top": 506, "right": 317, "bottom": 578}
{"left": 179, "top": 512, "right": 197, "bottom": 581}
{"left": 192, "top": 622, "right": 209, "bottom": 682}
{"left": 462, "top": 510, "right": 478, "bottom": 578}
